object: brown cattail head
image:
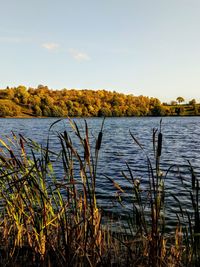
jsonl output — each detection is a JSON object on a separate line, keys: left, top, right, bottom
{"left": 84, "top": 138, "right": 90, "bottom": 163}
{"left": 95, "top": 131, "right": 103, "bottom": 151}
{"left": 157, "top": 132, "right": 162, "bottom": 157}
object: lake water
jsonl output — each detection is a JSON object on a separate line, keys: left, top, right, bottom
{"left": 0, "top": 117, "right": 200, "bottom": 227}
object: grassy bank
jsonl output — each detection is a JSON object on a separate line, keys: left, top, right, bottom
{"left": 0, "top": 119, "right": 199, "bottom": 266}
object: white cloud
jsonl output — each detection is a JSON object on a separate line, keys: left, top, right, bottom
{"left": 42, "top": 43, "right": 60, "bottom": 51}
{"left": 69, "top": 48, "right": 90, "bottom": 61}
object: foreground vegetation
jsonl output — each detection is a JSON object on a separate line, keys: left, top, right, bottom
{"left": 0, "top": 85, "right": 200, "bottom": 117}
{"left": 0, "top": 119, "right": 199, "bottom": 266}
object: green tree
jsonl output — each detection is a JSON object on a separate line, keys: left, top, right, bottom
{"left": 175, "top": 106, "right": 185, "bottom": 116}
{"left": 150, "top": 104, "right": 166, "bottom": 116}
{"left": 189, "top": 99, "right": 196, "bottom": 106}
{"left": 170, "top": 101, "right": 177, "bottom": 106}
{"left": 176, "top": 97, "right": 185, "bottom": 104}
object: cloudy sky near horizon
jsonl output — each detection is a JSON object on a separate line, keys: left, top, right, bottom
{"left": 1, "top": 0, "right": 200, "bottom": 102}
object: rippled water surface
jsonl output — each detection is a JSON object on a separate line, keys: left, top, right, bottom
{"left": 0, "top": 117, "right": 200, "bottom": 224}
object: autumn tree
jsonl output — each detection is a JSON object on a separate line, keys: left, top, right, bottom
{"left": 13, "top": 86, "right": 29, "bottom": 104}
{"left": 0, "top": 100, "right": 21, "bottom": 117}
{"left": 33, "top": 105, "right": 42, "bottom": 116}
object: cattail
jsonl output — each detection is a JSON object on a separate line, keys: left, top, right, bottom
{"left": 20, "top": 137, "right": 25, "bottom": 154}
{"left": 95, "top": 131, "right": 103, "bottom": 151}
{"left": 192, "top": 172, "right": 196, "bottom": 190}
{"left": 84, "top": 138, "right": 90, "bottom": 162}
{"left": 63, "top": 130, "right": 71, "bottom": 148}
{"left": 157, "top": 132, "right": 162, "bottom": 157}
{"left": 153, "top": 128, "right": 157, "bottom": 157}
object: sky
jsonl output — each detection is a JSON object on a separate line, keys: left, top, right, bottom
{"left": 0, "top": 0, "right": 200, "bottom": 103}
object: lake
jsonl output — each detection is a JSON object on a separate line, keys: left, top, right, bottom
{"left": 0, "top": 117, "right": 200, "bottom": 226}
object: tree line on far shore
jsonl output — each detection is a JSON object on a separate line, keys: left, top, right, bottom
{"left": 0, "top": 85, "right": 199, "bottom": 117}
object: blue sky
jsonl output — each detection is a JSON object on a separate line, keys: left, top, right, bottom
{"left": 1, "top": 0, "right": 200, "bottom": 102}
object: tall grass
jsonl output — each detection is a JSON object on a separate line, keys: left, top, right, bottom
{"left": 0, "top": 118, "right": 199, "bottom": 266}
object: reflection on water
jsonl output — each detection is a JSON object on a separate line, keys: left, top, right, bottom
{"left": 0, "top": 117, "right": 200, "bottom": 228}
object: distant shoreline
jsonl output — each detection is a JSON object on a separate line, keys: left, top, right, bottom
{"left": 1, "top": 86, "right": 200, "bottom": 117}
{"left": 1, "top": 114, "right": 200, "bottom": 119}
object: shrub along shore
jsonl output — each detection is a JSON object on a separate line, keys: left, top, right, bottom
{"left": 0, "top": 118, "right": 199, "bottom": 266}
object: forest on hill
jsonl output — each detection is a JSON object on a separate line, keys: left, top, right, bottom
{"left": 0, "top": 85, "right": 199, "bottom": 117}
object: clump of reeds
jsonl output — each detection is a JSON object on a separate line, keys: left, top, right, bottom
{"left": 0, "top": 118, "right": 115, "bottom": 266}
{"left": 111, "top": 119, "right": 168, "bottom": 266}
{"left": 171, "top": 161, "right": 200, "bottom": 267}
{"left": 110, "top": 119, "right": 199, "bottom": 267}
{"left": 0, "top": 118, "right": 199, "bottom": 267}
